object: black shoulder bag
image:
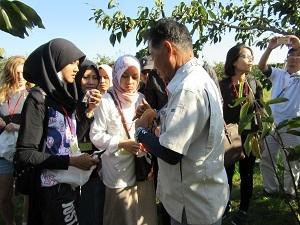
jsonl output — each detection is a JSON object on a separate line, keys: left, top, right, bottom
{"left": 107, "top": 90, "right": 152, "bottom": 181}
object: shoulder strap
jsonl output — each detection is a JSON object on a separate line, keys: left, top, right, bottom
{"left": 107, "top": 90, "right": 131, "bottom": 139}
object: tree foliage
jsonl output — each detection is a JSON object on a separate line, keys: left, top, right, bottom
{"left": 95, "top": 54, "right": 115, "bottom": 66}
{"left": 0, "top": 0, "right": 44, "bottom": 38}
{"left": 91, "top": 0, "right": 300, "bottom": 55}
{"left": 0, "top": 47, "right": 4, "bottom": 58}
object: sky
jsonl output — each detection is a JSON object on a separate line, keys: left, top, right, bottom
{"left": 0, "top": 0, "right": 289, "bottom": 65}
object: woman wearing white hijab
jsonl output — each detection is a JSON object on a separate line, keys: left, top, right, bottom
{"left": 98, "top": 64, "right": 113, "bottom": 93}
{"left": 90, "top": 55, "right": 157, "bottom": 225}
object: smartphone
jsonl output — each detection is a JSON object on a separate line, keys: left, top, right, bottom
{"left": 277, "top": 37, "right": 291, "bottom": 45}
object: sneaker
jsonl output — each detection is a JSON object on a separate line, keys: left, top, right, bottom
{"left": 231, "top": 210, "right": 248, "bottom": 225}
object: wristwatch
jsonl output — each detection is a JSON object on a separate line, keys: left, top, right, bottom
{"left": 135, "top": 127, "right": 146, "bottom": 142}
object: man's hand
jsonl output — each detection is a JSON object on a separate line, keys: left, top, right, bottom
{"left": 267, "top": 37, "right": 282, "bottom": 50}
{"left": 133, "top": 99, "right": 152, "bottom": 121}
{"left": 69, "top": 153, "right": 99, "bottom": 170}
{"left": 288, "top": 35, "right": 300, "bottom": 49}
{"left": 135, "top": 109, "right": 157, "bottom": 129}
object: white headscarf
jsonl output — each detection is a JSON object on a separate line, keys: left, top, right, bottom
{"left": 99, "top": 64, "right": 113, "bottom": 87}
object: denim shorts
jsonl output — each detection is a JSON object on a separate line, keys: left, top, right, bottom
{"left": 0, "top": 158, "right": 14, "bottom": 175}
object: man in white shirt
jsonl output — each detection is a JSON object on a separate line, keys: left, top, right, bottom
{"left": 258, "top": 35, "right": 300, "bottom": 197}
{"left": 135, "top": 18, "right": 229, "bottom": 225}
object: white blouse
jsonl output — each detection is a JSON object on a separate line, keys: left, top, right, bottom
{"left": 90, "top": 92, "right": 144, "bottom": 188}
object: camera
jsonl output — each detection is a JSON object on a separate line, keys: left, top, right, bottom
{"left": 277, "top": 36, "right": 291, "bottom": 45}
{"left": 82, "top": 90, "right": 91, "bottom": 103}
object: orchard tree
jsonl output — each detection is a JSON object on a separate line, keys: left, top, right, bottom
{"left": 91, "top": 0, "right": 300, "bottom": 55}
{"left": 0, "top": 0, "right": 44, "bottom": 38}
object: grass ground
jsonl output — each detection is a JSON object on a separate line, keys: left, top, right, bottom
{"left": 222, "top": 161, "right": 299, "bottom": 225}
{"left": 1, "top": 162, "right": 299, "bottom": 225}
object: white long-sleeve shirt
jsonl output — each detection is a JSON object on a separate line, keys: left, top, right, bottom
{"left": 90, "top": 92, "right": 144, "bottom": 188}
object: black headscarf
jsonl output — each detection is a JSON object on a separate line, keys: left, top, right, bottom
{"left": 75, "top": 59, "right": 100, "bottom": 101}
{"left": 23, "top": 38, "right": 86, "bottom": 113}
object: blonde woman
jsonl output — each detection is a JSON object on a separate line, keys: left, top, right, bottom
{"left": 0, "top": 56, "right": 28, "bottom": 225}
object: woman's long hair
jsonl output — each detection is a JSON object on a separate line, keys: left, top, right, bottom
{"left": 224, "top": 43, "right": 253, "bottom": 77}
{"left": 0, "top": 56, "right": 26, "bottom": 103}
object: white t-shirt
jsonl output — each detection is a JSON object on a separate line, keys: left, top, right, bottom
{"left": 157, "top": 58, "right": 229, "bottom": 224}
{"left": 269, "top": 67, "right": 300, "bottom": 124}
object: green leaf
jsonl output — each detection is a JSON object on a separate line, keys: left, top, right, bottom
{"left": 277, "top": 119, "right": 290, "bottom": 130}
{"left": 286, "top": 146, "right": 300, "bottom": 161}
{"left": 144, "top": 7, "right": 149, "bottom": 17}
{"left": 239, "top": 101, "right": 250, "bottom": 121}
{"left": 207, "top": 10, "right": 216, "bottom": 19}
{"left": 13, "top": 1, "right": 44, "bottom": 28}
{"left": 108, "top": 0, "right": 116, "bottom": 9}
{"left": 116, "top": 31, "right": 122, "bottom": 43}
{"left": 244, "top": 133, "right": 253, "bottom": 157}
{"left": 228, "top": 97, "right": 246, "bottom": 108}
{"left": 120, "top": 23, "right": 126, "bottom": 36}
{"left": 263, "top": 104, "right": 272, "bottom": 116}
{"left": 0, "top": 0, "right": 44, "bottom": 38}
{"left": 0, "top": 8, "right": 12, "bottom": 30}
{"left": 294, "top": 145, "right": 300, "bottom": 154}
{"left": 287, "top": 117, "right": 300, "bottom": 129}
{"left": 261, "top": 122, "right": 272, "bottom": 138}
{"left": 155, "top": 0, "right": 163, "bottom": 8}
{"left": 261, "top": 116, "right": 274, "bottom": 123}
{"left": 239, "top": 113, "right": 254, "bottom": 133}
{"left": 286, "top": 129, "right": 300, "bottom": 136}
{"left": 0, "top": 48, "right": 4, "bottom": 58}
{"left": 109, "top": 33, "right": 116, "bottom": 46}
{"left": 266, "top": 97, "right": 288, "bottom": 105}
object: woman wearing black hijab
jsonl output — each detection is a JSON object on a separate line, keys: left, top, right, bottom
{"left": 75, "top": 59, "right": 104, "bottom": 225}
{"left": 15, "top": 38, "right": 98, "bottom": 225}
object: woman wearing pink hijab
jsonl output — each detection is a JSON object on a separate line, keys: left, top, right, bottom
{"left": 90, "top": 55, "right": 157, "bottom": 225}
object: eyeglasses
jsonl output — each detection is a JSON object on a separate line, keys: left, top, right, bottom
{"left": 239, "top": 54, "right": 254, "bottom": 61}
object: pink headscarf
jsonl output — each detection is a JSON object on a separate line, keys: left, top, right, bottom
{"left": 112, "top": 55, "right": 141, "bottom": 108}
